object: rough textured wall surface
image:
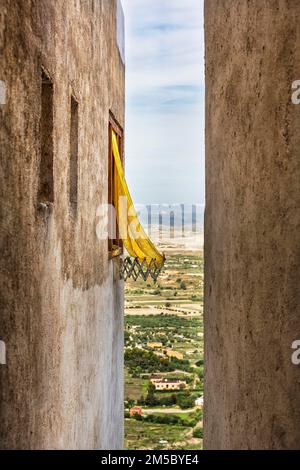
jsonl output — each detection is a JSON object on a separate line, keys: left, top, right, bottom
{"left": 205, "top": 0, "right": 300, "bottom": 450}
{"left": 0, "top": 0, "right": 125, "bottom": 449}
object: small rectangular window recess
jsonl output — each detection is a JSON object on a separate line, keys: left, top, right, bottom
{"left": 69, "top": 94, "right": 79, "bottom": 212}
{"left": 38, "top": 68, "right": 54, "bottom": 204}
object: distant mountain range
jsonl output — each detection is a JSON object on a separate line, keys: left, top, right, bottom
{"left": 136, "top": 204, "right": 205, "bottom": 230}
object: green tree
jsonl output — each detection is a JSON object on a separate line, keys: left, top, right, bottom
{"left": 145, "top": 383, "right": 158, "bottom": 407}
{"left": 193, "top": 427, "right": 203, "bottom": 439}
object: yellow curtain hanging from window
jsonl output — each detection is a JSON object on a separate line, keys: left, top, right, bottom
{"left": 111, "top": 130, "right": 165, "bottom": 269}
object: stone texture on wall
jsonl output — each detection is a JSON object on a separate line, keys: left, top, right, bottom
{"left": 205, "top": 0, "right": 300, "bottom": 450}
{"left": 0, "top": 0, "right": 125, "bottom": 449}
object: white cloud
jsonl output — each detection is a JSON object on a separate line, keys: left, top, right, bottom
{"left": 123, "top": 0, "right": 204, "bottom": 92}
{"left": 122, "top": 0, "right": 204, "bottom": 204}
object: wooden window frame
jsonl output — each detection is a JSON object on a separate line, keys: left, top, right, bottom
{"left": 108, "top": 112, "right": 124, "bottom": 259}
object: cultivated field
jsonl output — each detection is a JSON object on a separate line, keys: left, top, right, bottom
{"left": 124, "top": 231, "right": 203, "bottom": 450}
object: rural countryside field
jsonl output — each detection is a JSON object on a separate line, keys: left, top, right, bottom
{"left": 124, "top": 229, "right": 204, "bottom": 450}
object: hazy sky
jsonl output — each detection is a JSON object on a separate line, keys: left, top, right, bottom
{"left": 122, "top": 0, "right": 204, "bottom": 205}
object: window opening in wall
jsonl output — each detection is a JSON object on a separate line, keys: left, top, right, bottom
{"left": 108, "top": 113, "right": 124, "bottom": 258}
{"left": 38, "top": 69, "right": 54, "bottom": 204}
{"left": 70, "top": 95, "right": 79, "bottom": 212}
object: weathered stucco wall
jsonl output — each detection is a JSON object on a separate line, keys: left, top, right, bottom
{"left": 0, "top": 0, "right": 125, "bottom": 449}
{"left": 205, "top": 0, "right": 300, "bottom": 450}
